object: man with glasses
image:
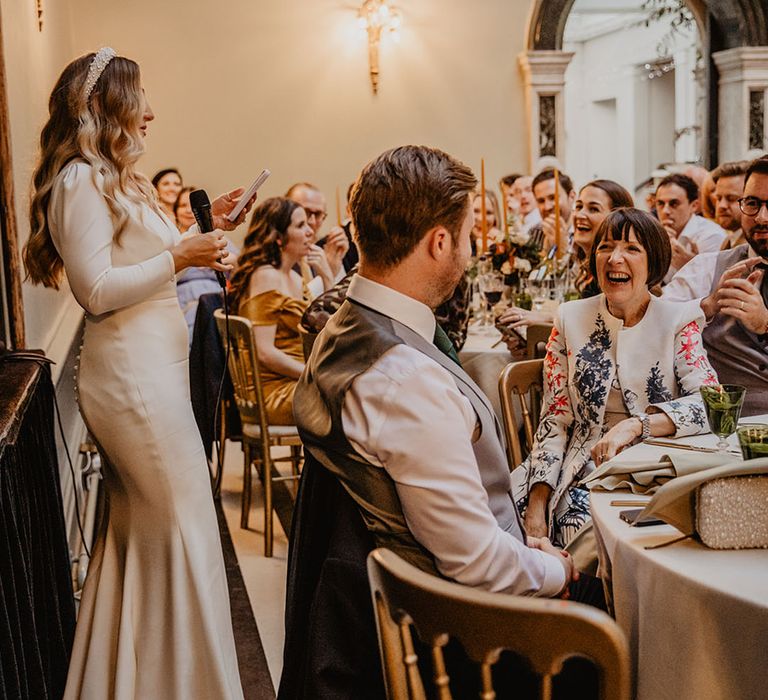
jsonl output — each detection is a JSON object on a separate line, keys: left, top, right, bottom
{"left": 664, "top": 155, "right": 768, "bottom": 415}
{"left": 286, "top": 181, "right": 350, "bottom": 277}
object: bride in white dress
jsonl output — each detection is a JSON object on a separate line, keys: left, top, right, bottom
{"left": 23, "top": 49, "right": 247, "bottom": 699}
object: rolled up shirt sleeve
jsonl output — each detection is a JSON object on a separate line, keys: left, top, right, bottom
{"left": 342, "top": 345, "right": 566, "bottom": 597}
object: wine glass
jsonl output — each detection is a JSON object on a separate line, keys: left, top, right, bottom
{"left": 699, "top": 384, "right": 746, "bottom": 453}
{"left": 479, "top": 271, "right": 505, "bottom": 333}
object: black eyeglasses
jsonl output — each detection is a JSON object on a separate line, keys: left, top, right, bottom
{"left": 738, "top": 197, "right": 768, "bottom": 217}
{"left": 304, "top": 208, "right": 328, "bottom": 222}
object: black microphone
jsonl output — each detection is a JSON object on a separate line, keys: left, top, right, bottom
{"left": 189, "top": 188, "right": 226, "bottom": 289}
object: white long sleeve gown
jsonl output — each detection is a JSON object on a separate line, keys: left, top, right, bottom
{"left": 49, "top": 160, "right": 243, "bottom": 699}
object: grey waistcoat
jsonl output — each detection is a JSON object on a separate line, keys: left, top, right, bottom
{"left": 703, "top": 244, "right": 768, "bottom": 416}
{"left": 293, "top": 299, "right": 525, "bottom": 576}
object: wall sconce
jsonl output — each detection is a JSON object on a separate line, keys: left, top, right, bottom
{"left": 357, "top": 0, "right": 402, "bottom": 95}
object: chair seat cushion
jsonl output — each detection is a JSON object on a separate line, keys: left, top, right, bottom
{"left": 242, "top": 422, "right": 300, "bottom": 439}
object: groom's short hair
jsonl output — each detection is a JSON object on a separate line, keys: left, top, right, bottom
{"left": 349, "top": 145, "right": 477, "bottom": 270}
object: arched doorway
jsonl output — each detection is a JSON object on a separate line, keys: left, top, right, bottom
{"left": 520, "top": 0, "right": 768, "bottom": 171}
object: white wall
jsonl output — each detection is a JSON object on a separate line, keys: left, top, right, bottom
{"left": 563, "top": 5, "right": 700, "bottom": 195}
{"left": 2, "top": 0, "right": 84, "bottom": 360}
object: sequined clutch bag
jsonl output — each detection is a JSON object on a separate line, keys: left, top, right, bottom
{"left": 696, "top": 475, "right": 768, "bottom": 550}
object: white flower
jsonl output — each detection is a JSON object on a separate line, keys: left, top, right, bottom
{"left": 500, "top": 261, "right": 512, "bottom": 275}
{"left": 515, "top": 258, "right": 532, "bottom": 272}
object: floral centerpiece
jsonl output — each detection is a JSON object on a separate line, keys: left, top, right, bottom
{"left": 487, "top": 211, "right": 542, "bottom": 288}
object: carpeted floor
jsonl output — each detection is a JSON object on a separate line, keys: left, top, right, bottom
{"left": 218, "top": 465, "right": 296, "bottom": 700}
{"left": 218, "top": 503, "right": 277, "bottom": 700}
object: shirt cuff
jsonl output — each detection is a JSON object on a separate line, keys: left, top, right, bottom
{"left": 535, "top": 550, "right": 567, "bottom": 598}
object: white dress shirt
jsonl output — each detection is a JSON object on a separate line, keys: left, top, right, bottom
{"left": 663, "top": 244, "right": 760, "bottom": 304}
{"left": 522, "top": 208, "right": 542, "bottom": 234}
{"left": 664, "top": 215, "right": 726, "bottom": 283}
{"left": 341, "top": 275, "right": 566, "bottom": 597}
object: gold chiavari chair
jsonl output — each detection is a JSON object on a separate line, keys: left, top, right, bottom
{"left": 214, "top": 309, "right": 302, "bottom": 557}
{"left": 367, "top": 548, "right": 630, "bottom": 700}
{"left": 499, "top": 359, "right": 545, "bottom": 467}
{"left": 527, "top": 323, "right": 554, "bottom": 360}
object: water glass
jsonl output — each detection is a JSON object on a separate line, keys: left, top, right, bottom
{"left": 528, "top": 277, "right": 554, "bottom": 311}
{"left": 700, "top": 384, "right": 747, "bottom": 453}
{"left": 736, "top": 424, "right": 768, "bottom": 460}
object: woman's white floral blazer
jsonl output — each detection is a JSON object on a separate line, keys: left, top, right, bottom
{"left": 511, "top": 294, "right": 719, "bottom": 545}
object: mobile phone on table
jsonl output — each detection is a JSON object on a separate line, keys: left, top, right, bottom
{"left": 619, "top": 508, "right": 665, "bottom": 527}
{"left": 226, "top": 169, "right": 271, "bottom": 222}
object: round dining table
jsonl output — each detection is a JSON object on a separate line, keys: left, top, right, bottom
{"left": 590, "top": 427, "right": 768, "bottom": 700}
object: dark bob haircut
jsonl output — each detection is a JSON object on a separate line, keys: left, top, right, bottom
{"left": 589, "top": 207, "right": 671, "bottom": 289}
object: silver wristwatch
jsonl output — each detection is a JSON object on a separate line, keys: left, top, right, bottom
{"left": 636, "top": 412, "right": 651, "bottom": 440}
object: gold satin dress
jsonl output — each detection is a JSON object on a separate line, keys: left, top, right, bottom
{"left": 239, "top": 289, "right": 308, "bottom": 425}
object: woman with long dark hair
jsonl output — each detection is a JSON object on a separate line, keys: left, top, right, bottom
{"left": 23, "top": 49, "right": 247, "bottom": 698}
{"left": 230, "top": 196, "right": 334, "bottom": 424}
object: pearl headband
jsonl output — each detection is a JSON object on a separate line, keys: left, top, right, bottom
{"left": 83, "top": 47, "right": 116, "bottom": 100}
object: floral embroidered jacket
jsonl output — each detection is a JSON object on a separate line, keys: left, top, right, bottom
{"left": 512, "top": 294, "right": 719, "bottom": 528}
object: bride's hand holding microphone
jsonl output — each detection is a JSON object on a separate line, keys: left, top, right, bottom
{"left": 171, "top": 184, "right": 259, "bottom": 273}
{"left": 171, "top": 231, "right": 232, "bottom": 274}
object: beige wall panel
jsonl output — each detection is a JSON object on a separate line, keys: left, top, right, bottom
{"left": 68, "top": 0, "right": 532, "bottom": 242}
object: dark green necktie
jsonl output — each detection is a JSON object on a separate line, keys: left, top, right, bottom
{"left": 433, "top": 323, "right": 461, "bottom": 366}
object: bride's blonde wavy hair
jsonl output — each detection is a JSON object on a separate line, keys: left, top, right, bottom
{"left": 24, "top": 52, "right": 159, "bottom": 289}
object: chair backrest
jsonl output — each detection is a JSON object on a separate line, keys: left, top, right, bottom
{"left": 213, "top": 309, "right": 269, "bottom": 434}
{"left": 499, "top": 359, "right": 544, "bottom": 467}
{"left": 367, "top": 548, "right": 630, "bottom": 700}
{"left": 527, "top": 323, "right": 553, "bottom": 360}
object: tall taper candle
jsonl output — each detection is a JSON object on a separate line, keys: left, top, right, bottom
{"left": 481, "top": 159, "right": 488, "bottom": 254}
{"left": 554, "top": 167, "right": 563, "bottom": 261}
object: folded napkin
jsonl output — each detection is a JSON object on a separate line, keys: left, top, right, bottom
{"left": 640, "top": 457, "right": 768, "bottom": 538}
{"left": 581, "top": 451, "right": 733, "bottom": 495}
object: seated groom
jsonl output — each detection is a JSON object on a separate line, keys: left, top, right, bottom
{"left": 294, "top": 145, "right": 574, "bottom": 596}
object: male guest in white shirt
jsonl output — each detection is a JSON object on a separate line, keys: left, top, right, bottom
{"left": 511, "top": 174, "right": 542, "bottom": 233}
{"left": 712, "top": 160, "right": 749, "bottom": 250}
{"left": 294, "top": 146, "right": 595, "bottom": 600}
{"left": 663, "top": 155, "right": 768, "bottom": 416}
{"left": 655, "top": 172, "right": 726, "bottom": 283}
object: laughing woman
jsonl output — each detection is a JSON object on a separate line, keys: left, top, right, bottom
{"left": 511, "top": 208, "right": 719, "bottom": 546}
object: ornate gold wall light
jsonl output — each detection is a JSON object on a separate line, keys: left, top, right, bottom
{"left": 357, "top": 0, "right": 401, "bottom": 95}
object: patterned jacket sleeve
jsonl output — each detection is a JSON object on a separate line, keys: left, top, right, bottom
{"left": 650, "top": 318, "right": 719, "bottom": 437}
{"left": 525, "top": 313, "right": 575, "bottom": 491}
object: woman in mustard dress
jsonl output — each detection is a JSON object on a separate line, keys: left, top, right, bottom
{"left": 229, "top": 197, "right": 336, "bottom": 424}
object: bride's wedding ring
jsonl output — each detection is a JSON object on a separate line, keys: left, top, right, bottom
{"left": 740, "top": 301, "right": 745, "bottom": 310}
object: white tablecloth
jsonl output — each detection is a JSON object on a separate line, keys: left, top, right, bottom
{"left": 459, "top": 324, "right": 511, "bottom": 423}
{"left": 591, "top": 430, "right": 768, "bottom": 700}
